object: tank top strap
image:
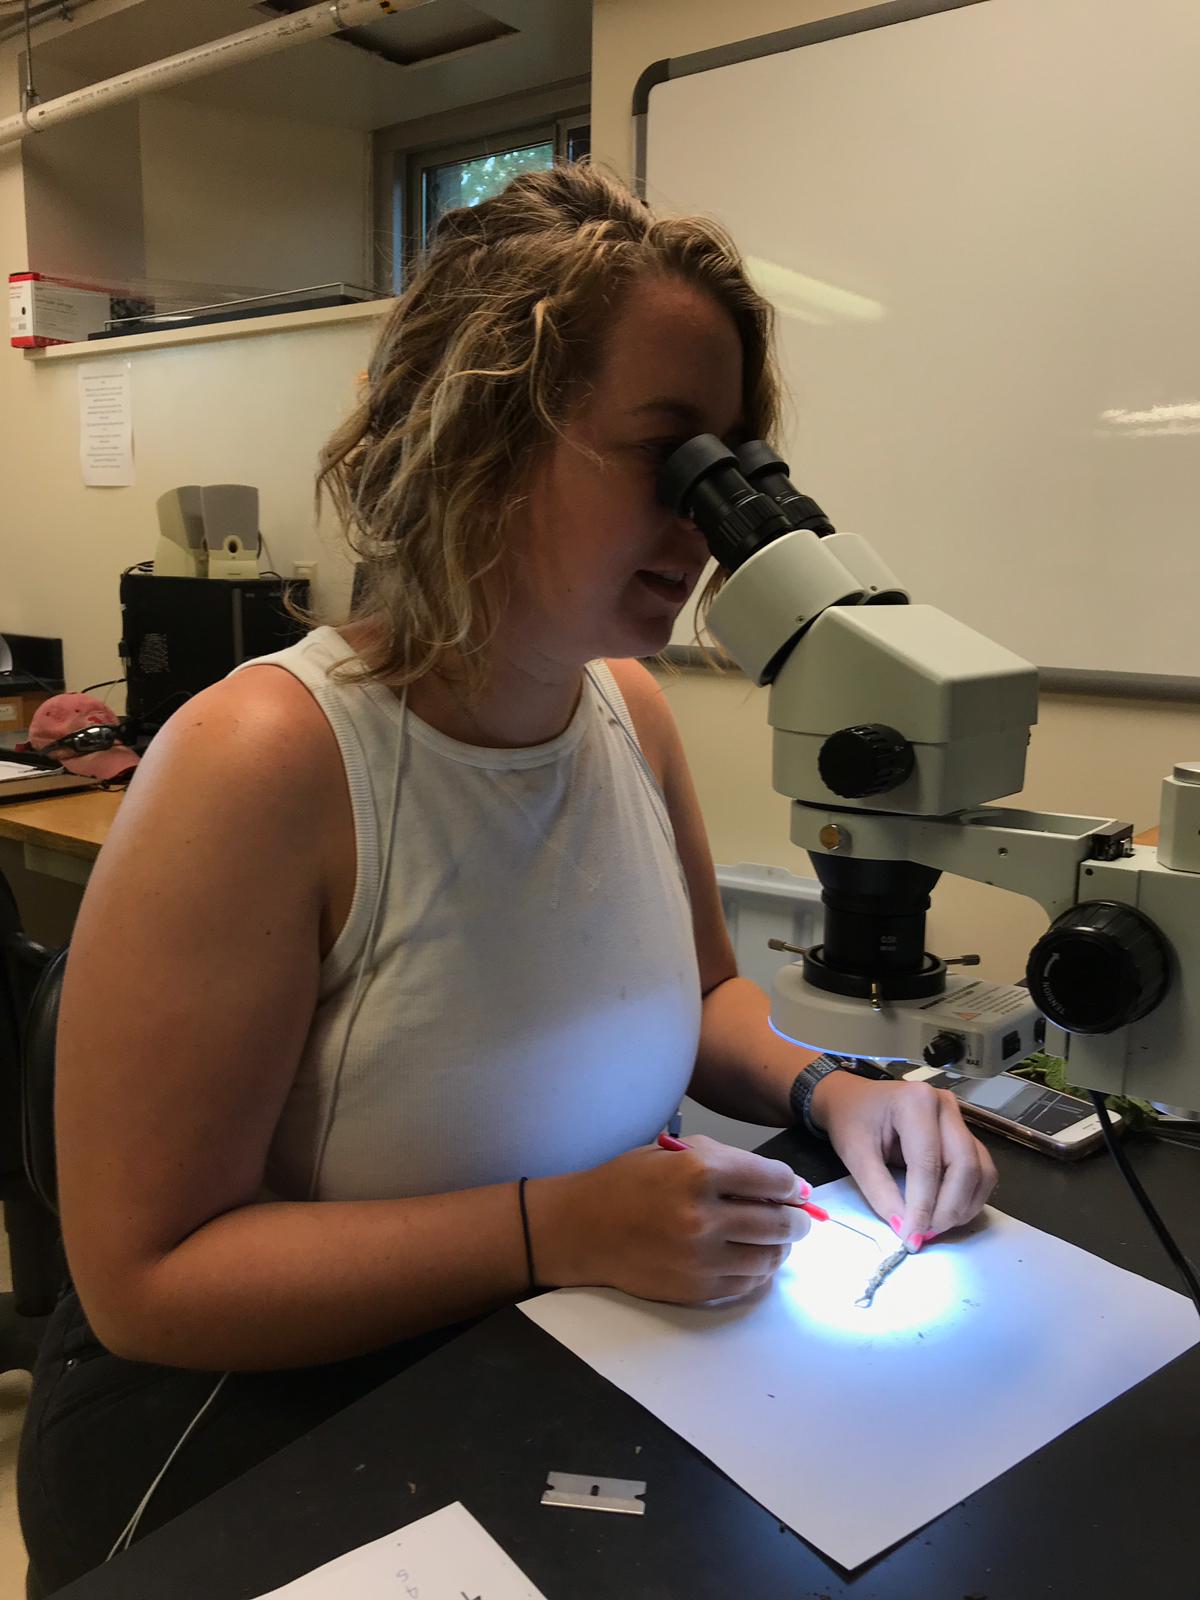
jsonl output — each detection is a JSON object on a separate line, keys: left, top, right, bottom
{"left": 587, "top": 659, "right": 641, "bottom": 749}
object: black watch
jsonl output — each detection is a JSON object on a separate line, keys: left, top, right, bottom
{"left": 788, "top": 1055, "right": 893, "bottom": 1137}
{"left": 788, "top": 1054, "right": 849, "bottom": 1138}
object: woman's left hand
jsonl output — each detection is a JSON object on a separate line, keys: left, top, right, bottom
{"left": 809, "top": 1071, "right": 998, "bottom": 1250}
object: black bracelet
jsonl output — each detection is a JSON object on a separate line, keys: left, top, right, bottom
{"left": 788, "top": 1053, "right": 849, "bottom": 1138}
{"left": 517, "top": 1177, "right": 538, "bottom": 1292}
{"left": 789, "top": 1055, "right": 897, "bottom": 1137}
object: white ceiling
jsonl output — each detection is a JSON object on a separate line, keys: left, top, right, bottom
{"left": 34, "top": 0, "right": 591, "bottom": 131}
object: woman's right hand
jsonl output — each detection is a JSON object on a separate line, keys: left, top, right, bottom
{"left": 531, "top": 1135, "right": 812, "bottom": 1305}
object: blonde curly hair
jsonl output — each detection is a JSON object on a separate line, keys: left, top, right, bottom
{"left": 317, "top": 161, "right": 780, "bottom": 696}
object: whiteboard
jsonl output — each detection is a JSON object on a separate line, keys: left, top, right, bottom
{"left": 647, "top": 0, "right": 1200, "bottom": 682}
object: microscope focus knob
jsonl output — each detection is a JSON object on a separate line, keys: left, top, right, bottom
{"left": 818, "top": 724, "right": 915, "bottom": 799}
{"left": 923, "top": 1032, "right": 966, "bottom": 1070}
{"left": 1026, "top": 901, "right": 1170, "bottom": 1035}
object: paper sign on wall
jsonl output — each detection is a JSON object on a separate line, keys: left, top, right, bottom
{"left": 79, "top": 363, "right": 133, "bottom": 487}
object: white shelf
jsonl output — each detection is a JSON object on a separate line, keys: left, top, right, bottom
{"left": 29, "top": 297, "right": 388, "bottom": 362}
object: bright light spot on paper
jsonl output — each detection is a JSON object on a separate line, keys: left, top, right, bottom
{"left": 744, "top": 255, "right": 886, "bottom": 325}
{"left": 778, "top": 1214, "right": 968, "bottom": 1339}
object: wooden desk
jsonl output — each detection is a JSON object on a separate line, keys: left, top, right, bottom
{"left": 0, "top": 788, "right": 122, "bottom": 885}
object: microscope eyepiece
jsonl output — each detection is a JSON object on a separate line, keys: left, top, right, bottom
{"left": 656, "top": 434, "right": 737, "bottom": 513}
{"left": 734, "top": 442, "right": 837, "bottom": 539}
{"left": 656, "top": 433, "right": 794, "bottom": 573}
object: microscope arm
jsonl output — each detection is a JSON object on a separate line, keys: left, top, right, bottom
{"left": 789, "top": 803, "right": 1131, "bottom": 923}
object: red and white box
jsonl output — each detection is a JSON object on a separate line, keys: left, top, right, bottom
{"left": 8, "top": 271, "right": 114, "bottom": 348}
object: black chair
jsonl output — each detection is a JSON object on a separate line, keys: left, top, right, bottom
{"left": 0, "top": 872, "right": 67, "bottom": 1373}
{"left": 13, "top": 939, "right": 70, "bottom": 1600}
{"left": 21, "top": 945, "right": 65, "bottom": 1220}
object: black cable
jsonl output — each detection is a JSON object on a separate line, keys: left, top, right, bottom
{"left": 80, "top": 678, "right": 126, "bottom": 696}
{"left": 1, "top": 669, "right": 60, "bottom": 695}
{"left": 1090, "top": 1091, "right": 1200, "bottom": 1316}
{"left": 517, "top": 1177, "right": 538, "bottom": 1291}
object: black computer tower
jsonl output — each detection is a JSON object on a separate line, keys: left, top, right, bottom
{"left": 119, "top": 574, "right": 309, "bottom": 726}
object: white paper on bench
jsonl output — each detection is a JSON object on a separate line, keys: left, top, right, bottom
{"left": 252, "top": 1501, "right": 548, "bottom": 1599}
{"left": 520, "top": 1176, "right": 1198, "bottom": 1569}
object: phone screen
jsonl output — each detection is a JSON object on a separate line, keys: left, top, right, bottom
{"left": 923, "top": 1071, "right": 1090, "bottom": 1135}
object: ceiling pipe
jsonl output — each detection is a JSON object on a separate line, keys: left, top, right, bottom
{"left": 0, "top": 0, "right": 429, "bottom": 150}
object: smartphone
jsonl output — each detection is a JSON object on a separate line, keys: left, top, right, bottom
{"left": 902, "top": 1065, "right": 1119, "bottom": 1159}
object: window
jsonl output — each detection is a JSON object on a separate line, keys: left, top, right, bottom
{"left": 393, "top": 107, "right": 589, "bottom": 288}
{"left": 420, "top": 139, "right": 555, "bottom": 247}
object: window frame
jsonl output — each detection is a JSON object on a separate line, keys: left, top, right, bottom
{"left": 407, "top": 120, "right": 560, "bottom": 257}
{"left": 372, "top": 80, "right": 590, "bottom": 295}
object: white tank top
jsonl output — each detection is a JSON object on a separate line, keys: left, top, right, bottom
{"left": 230, "top": 626, "right": 701, "bottom": 1202}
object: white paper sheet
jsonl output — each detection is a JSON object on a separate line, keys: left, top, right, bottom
{"left": 79, "top": 364, "right": 134, "bottom": 487}
{"left": 521, "top": 1177, "right": 1198, "bottom": 1570}
{"left": 252, "top": 1502, "right": 547, "bottom": 1599}
{"left": 0, "top": 761, "right": 40, "bottom": 782}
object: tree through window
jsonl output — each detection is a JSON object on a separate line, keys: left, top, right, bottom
{"left": 423, "top": 141, "right": 554, "bottom": 242}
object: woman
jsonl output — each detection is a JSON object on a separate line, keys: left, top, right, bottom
{"left": 19, "top": 164, "right": 995, "bottom": 1590}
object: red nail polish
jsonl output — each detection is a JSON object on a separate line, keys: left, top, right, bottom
{"left": 923, "top": 1229, "right": 940, "bottom": 1244}
{"left": 889, "top": 1214, "right": 904, "bottom": 1235}
{"left": 907, "top": 1232, "right": 924, "bottom": 1253}
{"left": 797, "top": 1178, "right": 812, "bottom": 1201}
{"left": 657, "top": 1133, "right": 689, "bottom": 1151}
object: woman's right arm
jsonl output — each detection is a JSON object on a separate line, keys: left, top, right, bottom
{"left": 58, "top": 673, "right": 807, "bottom": 1373}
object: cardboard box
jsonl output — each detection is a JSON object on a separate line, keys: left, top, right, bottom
{"left": 9, "top": 272, "right": 117, "bottom": 348}
{"left": 0, "top": 691, "right": 52, "bottom": 734}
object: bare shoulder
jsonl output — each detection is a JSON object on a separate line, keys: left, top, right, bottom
{"left": 101, "top": 661, "right": 353, "bottom": 937}
{"left": 130, "top": 662, "right": 342, "bottom": 820}
{"left": 602, "top": 657, "right": 681, "bottom": 788}
{"left": 162, "top": 660, "right": 336, "bottom": 758}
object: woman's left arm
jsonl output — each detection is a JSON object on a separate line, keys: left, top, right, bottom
{"left": 608, "top": 660, "right": 998, "bottom": 1247}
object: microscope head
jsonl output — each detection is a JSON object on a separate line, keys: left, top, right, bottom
{"left": 659, "top": 436, "right": 1044, "bottom": 1074}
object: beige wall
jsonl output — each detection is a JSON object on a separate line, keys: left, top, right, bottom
{"left": 1, "top": 29, "right": 377, "bottom": 699}
{"left": 22, "top": 60, "right": 145, "bottom": 283}
{"left": 140, "top": 95, "right": 370, "bottom": 294}
{"left": 2, "top": 305, "right": 379, "bottom": 697}
{"left": 18, "top": 21, "right": 372, "bottom": 298}
{"left": 595, "top": 0, "right": 1200, "bottom": 983}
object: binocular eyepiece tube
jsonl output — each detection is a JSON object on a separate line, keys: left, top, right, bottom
{"left": 656, "top": 434, "right": 836, "bottom": 573}
{"left": 658, "top": 435, "right": 907, "bottom": 616}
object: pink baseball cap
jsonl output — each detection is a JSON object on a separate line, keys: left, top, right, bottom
{"left": 28, "top": 693, "right": 140, "bottom": 782}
